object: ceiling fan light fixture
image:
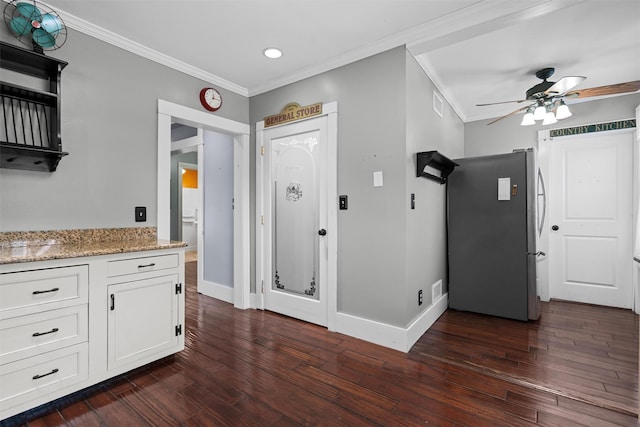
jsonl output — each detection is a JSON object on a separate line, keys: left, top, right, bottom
{"left": 542, "top": 110, "right": 557, "bottom": 125}
{"left": 520, "top": 111, "right": 536, "bottom": 126}
{"left": 555, "top": 101, "right": 572, "bottom": 120}
{"left": 533, "top": 103, "right": 546, "bottom": 121}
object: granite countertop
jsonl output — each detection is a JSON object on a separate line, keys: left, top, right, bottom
{"left": 0, "top": 227, "right": 187, "bottom": 265}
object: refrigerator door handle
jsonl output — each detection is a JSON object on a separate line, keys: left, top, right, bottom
{"left": 537, "top": 168, "right": 547, "bottom": 237}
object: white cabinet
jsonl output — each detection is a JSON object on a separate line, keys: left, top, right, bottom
{"left": 107, "top": 273, "right": 181, "bottom": 371}
{"left": 0, "top": 248, "right": 184, "bottom": 421}
{"left": 0, "top": 265, "right": 89, "bottom": 416}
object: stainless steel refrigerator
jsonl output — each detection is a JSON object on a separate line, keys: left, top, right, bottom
{"left": 447, "top": 150, "right": 542, "bottom": 321}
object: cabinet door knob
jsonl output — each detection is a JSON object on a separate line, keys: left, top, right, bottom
{"left": 318, "top": 229, "right": 327, "bottom": 236}
{"left": 552, "top": 225, "right": 559, "bottom": 231}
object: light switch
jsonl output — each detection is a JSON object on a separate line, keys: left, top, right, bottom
{"left": 373, "top": 171, "right": 383, "bottom": 187}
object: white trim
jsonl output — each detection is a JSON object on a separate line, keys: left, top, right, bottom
{"left": 157, "top": 99, "right": 250, "bottom": 310}
{"left": 199, "top": 281, "right": 234, "bottom": 305}
{"left": 58, "top": 8, "right": 247, "bottom": 96}
{"left": 335, "top": 294, "right": 449, "bottom": 353}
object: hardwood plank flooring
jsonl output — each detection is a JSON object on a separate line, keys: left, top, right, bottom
{"left": 2, "top": 261, "right": 638, "bottom": 426}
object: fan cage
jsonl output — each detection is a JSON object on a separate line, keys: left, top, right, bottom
{"left": 3, "top": 0, "right": 67, "bottom": 52}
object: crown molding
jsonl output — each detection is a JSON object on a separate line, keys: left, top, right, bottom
{"left": 58, "top": 7, "right": 249, "bottom": 97}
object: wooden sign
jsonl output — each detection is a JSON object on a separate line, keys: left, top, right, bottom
{"left": 264, "top": 102, "right": 322, "bottom": 128}
{"left": 550, "top": 119, "right": 635, "bottom": 137}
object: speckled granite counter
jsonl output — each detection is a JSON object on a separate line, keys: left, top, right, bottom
{"left": 0, "top": 227, "right": 187, "bottom": 265}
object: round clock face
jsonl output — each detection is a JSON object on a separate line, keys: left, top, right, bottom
{"left": 200, "top": 87, "right": 222, "bottom": 111}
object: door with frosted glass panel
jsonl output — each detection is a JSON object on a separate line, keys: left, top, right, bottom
{"left": 261, "top": 116, "right": 328, "bottom": 326}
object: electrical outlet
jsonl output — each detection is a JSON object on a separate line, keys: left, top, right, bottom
{"left": 418, "top": 289, "right": 423, "bottom": 306}
{"left": 135, "top": 206, "right": 146, "bottom": 222}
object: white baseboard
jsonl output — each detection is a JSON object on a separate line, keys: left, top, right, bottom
{"left": 199, "top": 280, "right": 234, "bottom": 304}
{"left": 335, "top": 293, "right": 448, "bottom": 353}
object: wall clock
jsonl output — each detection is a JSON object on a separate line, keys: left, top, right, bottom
{"left": 199, "top": 87, "right": 222, "bottom": 112}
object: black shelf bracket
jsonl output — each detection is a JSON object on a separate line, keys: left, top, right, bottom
{"left": 416, "top": 150, "right": 459, "bottom": 184}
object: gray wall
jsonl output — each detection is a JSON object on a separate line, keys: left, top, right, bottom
{"left": 465, "top": 94, "right": 640, "bottom": 156}
{"left": 250, "top": 47, "right": 464, "bottom": 328}
{"left": 404, "top": 52, "right": 464, "bottom": 323}
{"left": 203, "top": 131, "right": 234, "bottom": 287}
{"left": 0, "top": 28, "right": 248, "bottom": 232}
{"left": 251, "top": 47, "right": 408, "bottom": 327}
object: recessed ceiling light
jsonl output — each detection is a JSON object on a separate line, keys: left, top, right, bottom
{"left": 263, "top": 48, "right": 282, "bottom": 59}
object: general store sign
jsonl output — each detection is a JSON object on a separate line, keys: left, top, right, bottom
{"left": 550, "top": 119, "right": 635, "bottom": 137}
{"left": 264, "top": 102, "right": 322, "bottom": 128}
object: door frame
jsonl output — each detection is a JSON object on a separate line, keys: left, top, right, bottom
{"left": 538, "top": 123, "right": 636, "bottom": 310}
{"left": 255, "top": 101, "right": 338, "bottom": 331}
{"left": 158, "top": 99, "right": 251, "bottom": 309}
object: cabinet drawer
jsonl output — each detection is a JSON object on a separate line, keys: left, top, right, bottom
{"left": 107, "top": 254, "right": 178, "bottom": 278}
{"left": 0, "top": 305, "right": 88, "bottom": 365}
{"left": 0, "top": 266, "right": 88, "bottom": 318}
{"left": 0, "top": 343, "right": 88, "bottom": 407}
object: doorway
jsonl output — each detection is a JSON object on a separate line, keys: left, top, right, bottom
{"left": 157, "top": 99, "right": 250, "bottom": 309}
{"left": 539, "top": 128, "right": 634, "bottom": 308}
{"left": 256, "top": 102, "right": 338, "bottom": 329}
{"left": 177, "top": 161, "right": 198, "bottom": 263}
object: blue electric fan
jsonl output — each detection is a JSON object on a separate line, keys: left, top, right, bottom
{"left": 4, "top": 0, "right": 67, "bottom": 53}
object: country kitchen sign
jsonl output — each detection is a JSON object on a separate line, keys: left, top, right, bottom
{"left": 264, "top": 102, "right": 322, "bottom": 128}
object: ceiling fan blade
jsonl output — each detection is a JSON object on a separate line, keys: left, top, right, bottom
{"left": 486, "top": 105, "right": 529, "bottom": 125}
{"left": 476, "top": 99, "right": 527, "bottom": 106}
{"left": 544, "top": 76, "right": 586, "bottom": 96}
{"left": 565, "top": 81, "right": 640, "bottom": 99}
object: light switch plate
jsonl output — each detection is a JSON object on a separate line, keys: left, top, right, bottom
{"left": 135, "top": 206, "right": 146, "bottom": 222}
{"left": 373, "top": 171, "right": 383, "bottom": 187}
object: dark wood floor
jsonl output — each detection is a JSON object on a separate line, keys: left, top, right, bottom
{"left": 3, "top": 261, "right": 639, "bottom": 426}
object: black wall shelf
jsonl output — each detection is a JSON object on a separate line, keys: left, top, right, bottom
{"left": 0, "top": 41, "right": 68, "bottom": 172}
{"left": 416, "top": 150, "right": 458, "bottom": 184}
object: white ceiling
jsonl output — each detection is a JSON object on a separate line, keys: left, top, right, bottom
{"left": 41, "top": 0, "right": 640, "bottom": 123}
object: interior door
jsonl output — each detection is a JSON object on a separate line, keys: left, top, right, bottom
{"left": 549, "top": 131, "right": 633, "bottom": 308}
{"left": 260, "top": 116, "right": 328, "bottom": 326}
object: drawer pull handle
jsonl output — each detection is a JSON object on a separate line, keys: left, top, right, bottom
{"left": 32, "top": 287, "right": 60, "bottom": 295}
{"left": 33, "top": 368, "right": 59, "bottom": 380}
{"left": 138, "top": 263, "right": 156, "bottom": 269}
{"left": 32, "top": 328, "right": 59, "bottom": 337}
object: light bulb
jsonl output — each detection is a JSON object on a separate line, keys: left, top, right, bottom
{"left": 520, "top": 112, "right": 535, "bottom": 126}
{"left": 533, "top": 104, "right": 546, "bottom": 120}
{"left": 542, "top": 111, "right": 557, "bottom": 125}
{"left": 555, "top": 102, "right": 572, "bottom": 120}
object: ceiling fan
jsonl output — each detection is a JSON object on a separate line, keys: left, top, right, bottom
{"left": 478, "top": 67, "right": 640, "bottom": 126}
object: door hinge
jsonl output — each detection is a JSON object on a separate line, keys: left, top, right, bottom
{"left": 260, "top": 145, "right": 264, "bottom": 156}
{"left": 261, "top": 280, "right": 264, "bottom": 293}
{"left": 261, "top": 215, "right": 264, "bottom": 225}
{"left": 175, "top": 283, "right": 182, "bottom": 294}
{"left": 175, "top": 324, "right": 182, "bottom": 336}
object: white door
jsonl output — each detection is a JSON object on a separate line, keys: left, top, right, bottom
{"left": 259, "top": 116, "right": 330, "bottom": 326}
{"left": 549, "top": 131, "right": 633, "bottom": 308}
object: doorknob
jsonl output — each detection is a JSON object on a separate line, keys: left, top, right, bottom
{"left": 552, "top": 225, "right": 559, "bottom": 231}
{"left": 318, "top": 229, "right": 327, "bottom": 236}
